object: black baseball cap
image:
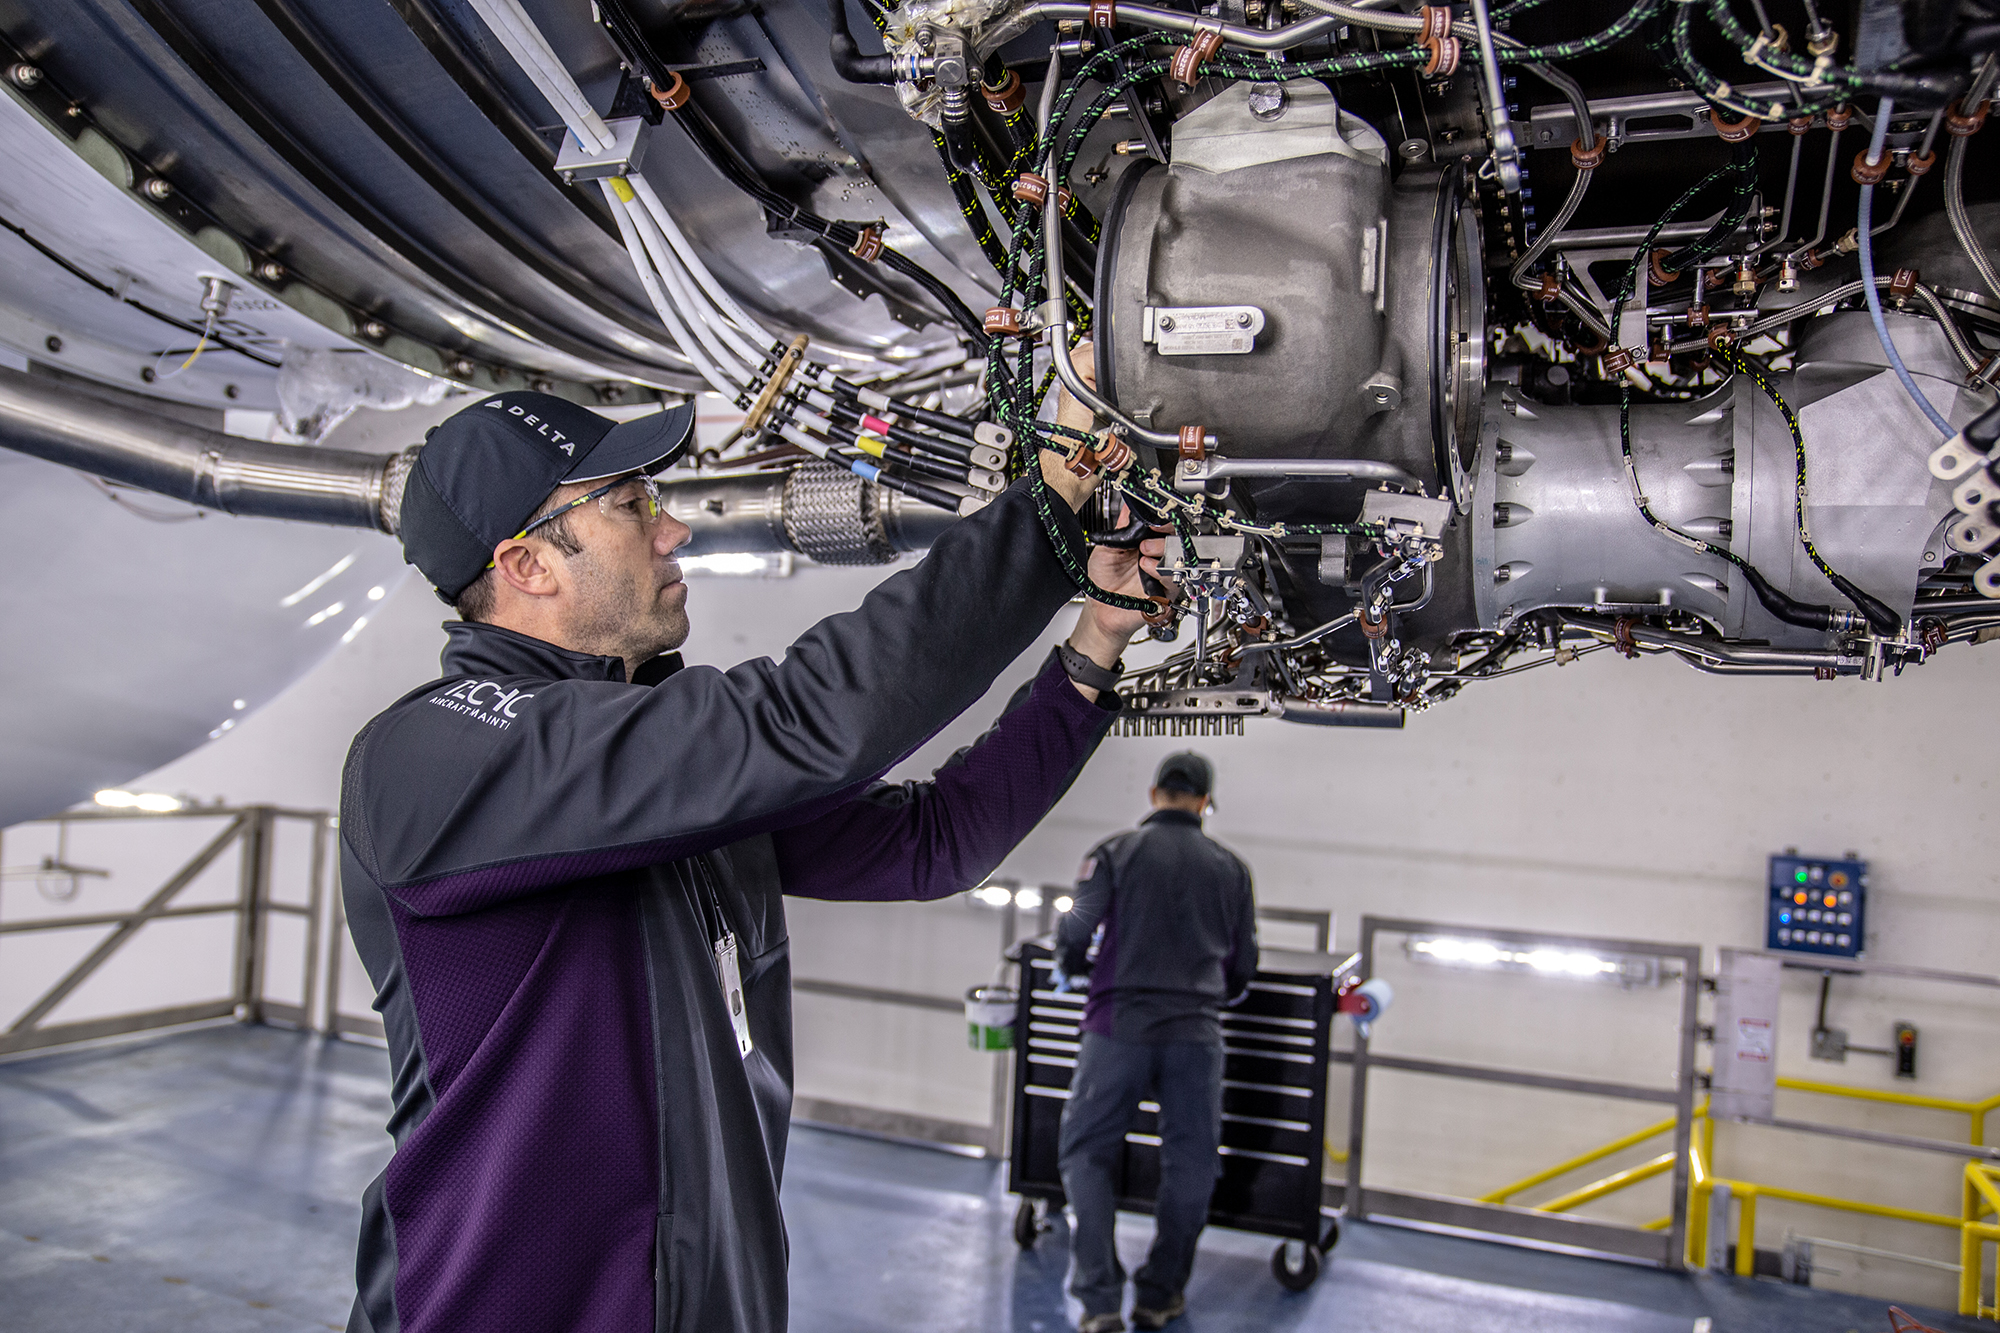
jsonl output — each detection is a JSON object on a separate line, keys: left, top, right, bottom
{"left": 400, "top": 391, "right": 696, "bottom": 599}
{"left": 1154, "top": 752, "right": 1214, "bottom": 800}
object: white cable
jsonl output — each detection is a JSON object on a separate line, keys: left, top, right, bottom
{"left": 601, "top": 181, "right": 741, "bottom": 395}
{"left": 462, "top": 0, "right": 614, "bottom": 151}
{"left": 627, "top": 198, "right": 770, "bottom": 376}
{"left": 622, "top": 195, "right": 758, "bottom": 388}
{"left": 627, "top": 176, "right": 780, "bottom": 352}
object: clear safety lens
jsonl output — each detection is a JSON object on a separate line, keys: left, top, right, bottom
{"left": 599, "top": 475, "right": 663, "bottom": 524}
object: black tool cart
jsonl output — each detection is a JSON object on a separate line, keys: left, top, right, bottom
{"left": 1005, "top": 941, "right": 1340, "bottom": 1290}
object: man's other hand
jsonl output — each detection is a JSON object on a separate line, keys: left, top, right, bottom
{"left": 1039, "top": 341, "right": 1105, "bottom": 512}
{"left": 1074, "top": 501, "right": 1170, "bottom": 649}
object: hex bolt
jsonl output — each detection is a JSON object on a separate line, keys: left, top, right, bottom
{"left": 360, "top": 320, "right": 388, "bottom": 340}
{"left": 256, "top": 260, "right": 285, "bottom": 282}
{"left": 1157, "top": 315, "right": 1175, "bottom": 332}
{"left": 1235, "top": 311, "right": 1253, "bottom": 328}
{"left": 142, "top": 177, "right": 173, "bottom": 200}
{"left": 223, "top": 383, "right": 239, "bottom": 399}
{"left": 9, "top": 63, "right": 42, "bottom": 89}
{"left": 44, "top": 334, "right": 62, "bottom": 353}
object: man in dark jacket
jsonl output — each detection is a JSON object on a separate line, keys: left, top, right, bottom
{"left": 339, "top": 389, "right": 1160, "bottom": 1333}
{"left": 1054, "top": 752, "right": 1257, "bottom": 1332}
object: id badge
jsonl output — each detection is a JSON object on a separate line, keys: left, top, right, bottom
{"left": 714, "top": 932, "right": 754, "bottom": 1059}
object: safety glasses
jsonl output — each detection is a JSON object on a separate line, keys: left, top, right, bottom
{"left": 518, "top": 474, "right": 663, "bottom": 539}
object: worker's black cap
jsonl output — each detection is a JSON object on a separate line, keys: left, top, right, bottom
{"left": 1153, "top": 751, "right": 1214, "bottom": 799}
{"left": 399, "top": 392, "right": 696, "bottom": 600}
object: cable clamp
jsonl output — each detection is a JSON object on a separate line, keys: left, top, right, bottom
{"left": 649, "top": 72, "right": 691, "bottom": 112}
{"left": 982, "top": 70, "right": 1026, "bottom": 114}
{"left": 1946, "top": 99, "right": 1990, "bottom": 138}
{"left": 1177, "top": 425, "right": 1209, "bottom": 463}
{"left": 848, "top": 223, "right": 885, "bottom": 263}
{"left": 1011, "top": 172, "right": 1071, "bottom": 210}
{"left": 1850, "top": 147, "right": 1889, "bottom": 185}
{"left": 1709, "top": 107, "right": 1763, "bottom": 142}
{"left": 1088, "top": 0, "right": 1116, "bottom": 28}
{"left": 1420, "top": 31, "right": 1461, "bottom": 79}
{"left": 1569, "top": 138, "right": 1605, "bottom": 170}
{"left": 983, "top": 306, "right": 1024, "bottom": 336}
{"left": 1169, "top": 25, "right": 1224, "bottom": 92}
{"left": 1905, "top": 148, "right": 1937, "bottom": 176}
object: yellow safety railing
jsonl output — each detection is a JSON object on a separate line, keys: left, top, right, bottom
{"left": 1479, "top": 1078, "right": 2000, "bottom": 1316}
{"left": 1964, "top": 1163, "right": 2000, "bottom": 1318}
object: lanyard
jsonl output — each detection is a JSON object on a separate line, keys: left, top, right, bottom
{"left": 675, "top": 858, "right": 754, "bottom": 1060}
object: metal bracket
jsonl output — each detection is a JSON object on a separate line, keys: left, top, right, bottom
{"left": 554, "top": 116, "right": 653, "bottom": 183}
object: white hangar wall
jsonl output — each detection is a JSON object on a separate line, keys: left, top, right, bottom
{"left": 19, "top": 551, "right": 2000, "bottom": 1309}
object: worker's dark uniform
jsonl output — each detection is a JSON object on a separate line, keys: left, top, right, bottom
{"left": 1054, "top": 808, "right": 1257, "bottom": 1318}
{"left": 338, "top": 482, "right": 1118, "bottom": 1333}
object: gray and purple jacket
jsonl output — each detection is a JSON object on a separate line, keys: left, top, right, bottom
{"left": 1055, "top": 809, "right": 1257, "bottom": 1044}
{"left": 338, "top": 481, "right": 1116, "bottom": 1333}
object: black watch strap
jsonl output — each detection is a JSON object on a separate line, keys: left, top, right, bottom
{"left": 1057, "top": 642, "right": 1123, "bottom": 693}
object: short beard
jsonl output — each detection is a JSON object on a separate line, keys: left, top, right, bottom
{"left": 560, "top": 543, "right": 689, "bottom": 668}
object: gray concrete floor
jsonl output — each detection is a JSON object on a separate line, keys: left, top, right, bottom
{"left": 0, "top": 1024, "right": 1984, "bottom": 1332}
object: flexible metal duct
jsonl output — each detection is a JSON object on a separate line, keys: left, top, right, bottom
{"left": 662, "top": 462, "right": 961, "bottom": 564}
{"left": 0, "top": 364, "right": 411, "bottom": 532}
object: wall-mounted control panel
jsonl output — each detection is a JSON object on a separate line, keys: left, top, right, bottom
{"left": 1767, "top": 854, "right": 1866, "bottom": 958}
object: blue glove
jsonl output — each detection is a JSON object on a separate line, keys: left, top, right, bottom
{"left": 1051, "top": 966, "right": 1088, "bottom": 995}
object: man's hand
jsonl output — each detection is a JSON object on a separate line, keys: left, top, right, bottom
{"left": 1039, "top": 341, "right": 1105, "bottom": 512}
{"left": 1065, "top": 502, "right": 1170, "bottom": 701}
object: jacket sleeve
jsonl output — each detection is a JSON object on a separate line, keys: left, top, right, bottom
{"left": 350, "top": 480, "right": 1088, "bottom": 917}
{"left": 1221, "top": 862, "right": 1258, "bottom": 1005}
{"left": 1055, "top": 837, "right": 1118, "bottom": 977}
{"left": 774, "top": 651, "right": 1118, "bottom": 902}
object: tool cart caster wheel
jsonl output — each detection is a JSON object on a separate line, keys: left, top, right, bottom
{"left": 1317, "top": 1216, "right": 1340, "bottom": 1253}
{"left": 1272, "top": 1239, "right": 1321, "bottom": 1291}
{"left": 1014, "top": 1199, "right": 1045, "bottom": 1250}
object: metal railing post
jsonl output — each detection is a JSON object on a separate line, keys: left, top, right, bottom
{"left": 300, "top": 815, "right": 327, "bottom": 1031}
{"left": 232, "top": 806, "right": 273, "bottom": 1023}
{"left": 1734, "top": 1184, "right": 1759, "bottom": 1276}
{"left": 1666, "top": 945, "right": 1701, "bottom": 1269}
{"left": 1344, "top": 916, "right": 1377, "bottom": 1219}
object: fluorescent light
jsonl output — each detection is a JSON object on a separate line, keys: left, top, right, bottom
{"left": 367, "top": 585, "right": 387, "bottom": 601}
{"left": 679, "top": 552, "right": 794, "bottom": 578}
{"left": 279, "top": 553, "right": 355, "bottom": 607}
{"left": 973, "top": 885, "right": 1014, "bottom": 908}
{"left": 1054, "top": 895, "right": 1074, "bottom": 913}
{"left": 341, "top": 615, "right": 370, "bottom": 644}
{"left": 232, "top": 699, "right": 246, "bottom": 710}
{"left": 305, "top": 601, "right": 346, "bottom": 627}
{"left": 1015, "top": 887, "right": 1044, "bottom": 910}
{"left": 94, "top": 789, "right": 183, "bottom": 813}
{"left": 1406, "top": 936, "right": 1653, "bottom": 987}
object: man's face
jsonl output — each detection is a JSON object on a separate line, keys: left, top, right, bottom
{"left": 544, "top": 476, "right": 695, "bottom": 666}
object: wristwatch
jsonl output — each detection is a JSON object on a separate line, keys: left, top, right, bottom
{"left": 1057, "top": 641, "right": 1123, "bottom": 693}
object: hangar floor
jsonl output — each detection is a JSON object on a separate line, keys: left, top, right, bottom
{"left": 0, "top": 1024, "right": 1983, "bottom": 1333}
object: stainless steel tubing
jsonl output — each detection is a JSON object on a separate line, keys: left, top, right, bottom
{"left": 1012, "top": 2, "right": 1344, "bottom": 51}
{"left": 1276, "top": 696, "right": 1407, "bottom": 727}
{"left": 0, "top": 364, "right": 408, "bottom": 532}
{"left": 1035, "top": 55, "right": 1188, "bottom": 451}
